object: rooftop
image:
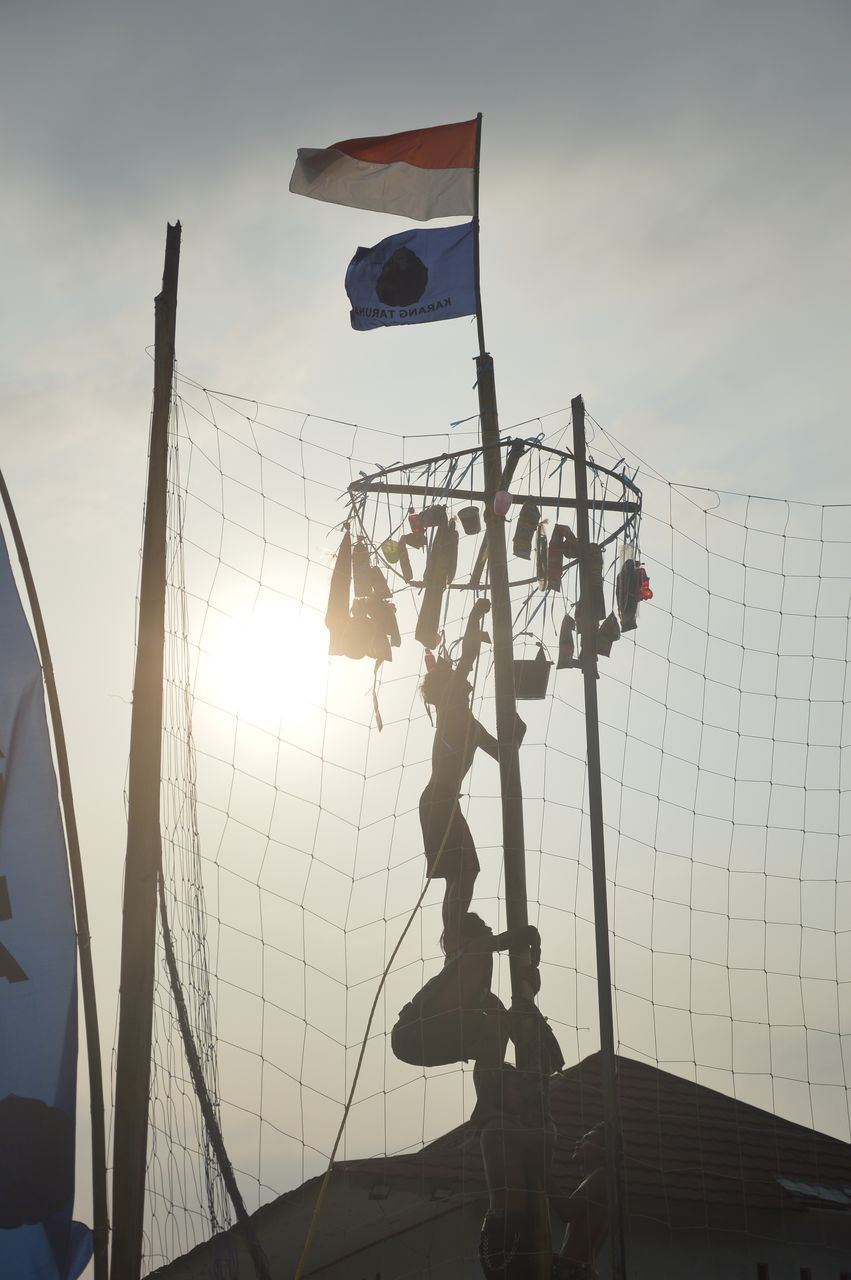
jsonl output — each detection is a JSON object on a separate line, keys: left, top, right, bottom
{"left": 153, "top": 1053, "right": 851, "bottom": 1277}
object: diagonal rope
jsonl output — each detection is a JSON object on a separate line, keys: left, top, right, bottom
{"left": 293, "top": 645, "right": 487, "bottom": 1280}
{"left": 157, "top": 869, "right": 273, "bottom": 1280}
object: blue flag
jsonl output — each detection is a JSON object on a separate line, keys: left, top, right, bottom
{"left": 0, "top": 528, "right": 92, "bottom": 1279}
{"left": 345, "top": 221, "right": 476, "bottom": 331}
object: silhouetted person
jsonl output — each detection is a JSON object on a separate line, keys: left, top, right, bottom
{"left": 479, "top": 1069, "right": 608, "bottom": 1280}
{"left": 419, "top": 600, "right": 525, "bottom": 952}
{"left": 391, "top": 913, "right": 540, "bottom": 1120}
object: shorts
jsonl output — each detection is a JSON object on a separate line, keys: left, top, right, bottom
{"left": 391, "top": 993, "right": 505, "bottom": 1068}
{"left": 420, "top": 790, "right": 479, "bottom": 881}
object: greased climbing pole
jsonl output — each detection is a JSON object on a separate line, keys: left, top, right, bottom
{"left": 349, "top": 408, "right": 641, "bottom": 1278}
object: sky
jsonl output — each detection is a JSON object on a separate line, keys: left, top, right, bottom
{"left": 1, "top": 0, "right": 850, "bottom": 1270}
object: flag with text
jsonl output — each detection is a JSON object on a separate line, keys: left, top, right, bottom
{"left": 345, "top": 222, "right": 476, "bottom": 331}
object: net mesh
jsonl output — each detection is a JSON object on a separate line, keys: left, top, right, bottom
{"left": 136, "top": 376, "right": 851, "bottom": 1274}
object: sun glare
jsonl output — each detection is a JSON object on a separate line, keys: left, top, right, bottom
{"left": 209, "top": 599, "right": 328, "bottom": 727}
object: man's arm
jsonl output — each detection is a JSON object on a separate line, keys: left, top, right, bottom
{"left": 455, "top": 598, "right": 491, "bottom": 681}
{"left": 477, "top": 711, "right": 526, "bottom": 762}
{"left": 489, "top": 924, "right": 542, "bottom": 995}
{"left": 490, "top": 924, "right": 541, "bottom": 965}
{"left": 477, "top": 721, "right": 500, "bottom": 761}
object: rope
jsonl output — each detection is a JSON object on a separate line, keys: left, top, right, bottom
{"left": 157, "top": 870, "right": 272, "bottom": 1280}
{"left": 293, "top": 645, "right": 486, "bottom": 1279}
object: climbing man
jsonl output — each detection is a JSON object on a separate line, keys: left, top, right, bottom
{"left": 390, "top": 913, "right": 538, "bottom": 1095}
{"left": 419, "top": 598, "right": 525, "bottom": 954}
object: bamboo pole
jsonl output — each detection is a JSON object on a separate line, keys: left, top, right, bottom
{"left": 472, "top": 126, "right": 533, "bottom": 1012}
{"left": 0, "top": 469, "right": 109, "bottom": 1280}
{"left": 475, "top": 363, "right": 533, "bottom": 999}
{"left": 476, "top": 359, "right": 551, "bottom": 1280}
{"left": 111, "top": 221, "right": 181, "bottom": 1280}
{"left": 571, "top": 394, "right": 627, "bottom": 1280}
{"left": 473, "top": 112, "right": 551, "bottom": 1279}
{"left": 351, "top": 480, "right": 638, "bottom": 513}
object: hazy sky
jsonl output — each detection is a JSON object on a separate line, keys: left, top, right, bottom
{"left": 2, "top": 0, "right": 850, "bottom": 1267}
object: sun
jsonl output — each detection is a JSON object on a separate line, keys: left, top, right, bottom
{"left": 207, "top": 597, "right": 328, "bottom": 728}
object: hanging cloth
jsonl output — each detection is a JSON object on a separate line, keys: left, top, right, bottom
{"left": 615, "top": 557, "right": 640, "bottom": 631}
{"left": 535, "top": 526, "right": 549, "bottom": 591}
{"left": 397, "top": 536, "right": 414, "bottom": 583}
{"left": 369, "top": 564, "right": 392, "bottom": 598}
{"left": 366, "top": 590, "right": 401, "bottom": 651}
{"left": 547, "top": 525, "right": 566, "bottom": 591}
{"left": 512, "top": 499, "right": 540, "bottom": 560}
{"left": 420, "top": 504, "right": 448, "bottom": 530}
{"left": 546, "top": 523, "right": 578, "bottom": 590}
{"left": 557, "top": 612, "right": 576, "bottom": 668}
{"left": 560, "top": 523, "right": 580, "bottom": 558}
{"left": 329, "top": 540, "right": 398, "bottom": 668}
{"left": 596, "top": 612, "right": 621, "bottom": 657}
{"left": 416, "top": 520, "right": 454, "bottom": 648}
{"left": 325, "top": 528, "right": 352, "bottom": 656}
{"left": 444, "top": 518, "right": 459, "bottom": 585}
{"left": 341, "top": 597, "right": 373, "bottom": 660}
{"left": 577, "top": 542, "right": 606, "bottom": 627}
{"left": 368, "top": 619, "right": 392, "bottom": 665}
{"left": 351, "top": 537, "right": 373, "bottom": 598}
{"left": 372, "top": 664, "right": 384, "bottom": 732}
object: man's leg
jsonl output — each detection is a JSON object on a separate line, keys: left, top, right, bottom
{"left": 480, "top": 1119, "right": 552, "bottom": 1278}
{"left": 554, "top": 1169, "right": 607, "bottom": 1269}
{"left": 471, "top": 1007, "right": 511, "bottom": 1127}
{"left": 442, "top": 860, "right": 476, "bottom": 954}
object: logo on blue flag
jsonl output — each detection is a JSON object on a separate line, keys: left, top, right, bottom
{"left": 345, "top": 222, "right": 476, "bottom": 331}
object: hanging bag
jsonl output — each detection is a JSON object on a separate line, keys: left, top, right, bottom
{"left": 513, "top": 637, "right": 553, "bottom": 700}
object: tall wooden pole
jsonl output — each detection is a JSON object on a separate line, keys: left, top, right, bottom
{"left": 571, "top": 394, "right": 627, "bottom": 1280}
{"left": 0, "top": 469, "right": 109, "bottom": 1280}
{"left": 474, "top": 113, "right": 550, "bottom": 1278}
{"left": 111, "top": 221, "right": 181, "bottom": 1280}
{"left": 475, "top": 362, "right": 532, "bottom": 993}
{"left": 472, "top": 122, "right": 532, "bottom": 1004}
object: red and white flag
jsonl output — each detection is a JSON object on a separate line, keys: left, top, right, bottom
{"left": 290, "top": 119, "right": 477, "bottom": 221}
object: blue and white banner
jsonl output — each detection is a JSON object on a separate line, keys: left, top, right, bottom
{"left": 0, "top": 528, "right": 91, "bottom": 1278}
{"left": 345, "top": 221, "right": 476, "bottom": 331}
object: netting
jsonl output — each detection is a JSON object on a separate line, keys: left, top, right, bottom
{"left": 138, "top": 374, "right": 851, "bottom": 1274}
{"left": 144, "top": 426, "right": 235, "bottom": 1274}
